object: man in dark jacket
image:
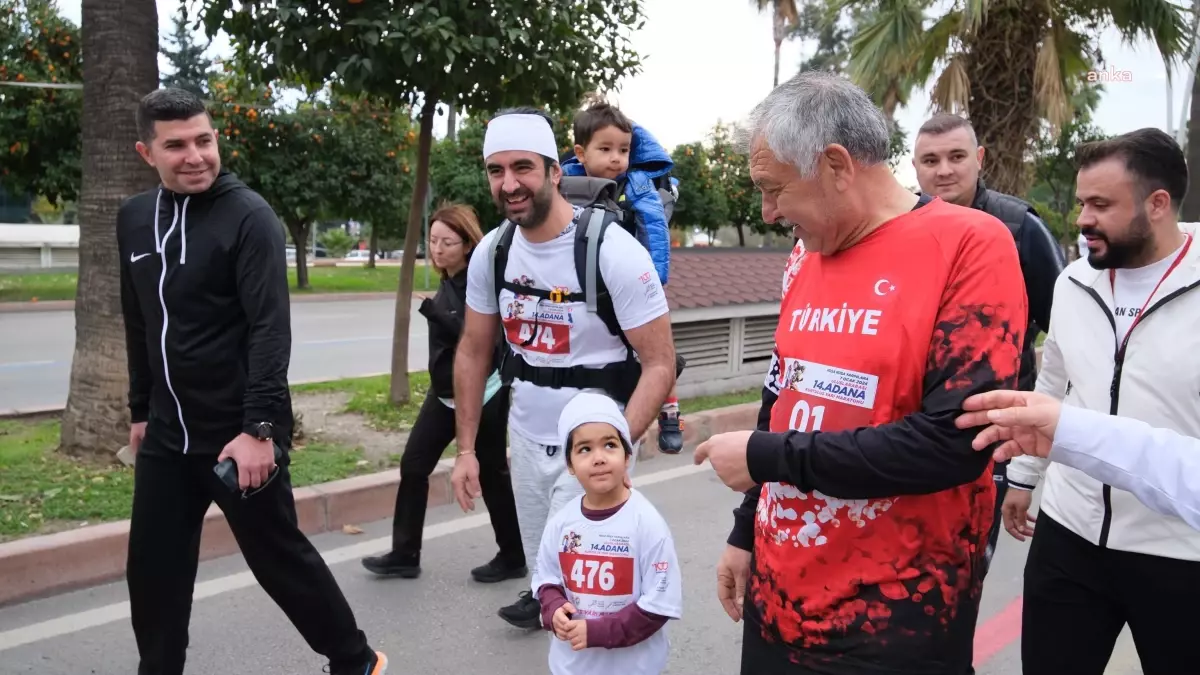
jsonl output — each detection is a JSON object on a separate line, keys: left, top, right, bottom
{"left": 911, "top": 115, "right": 1066, "bottom": 561}
{"left": 118, "top": 88, "right": 387, "bottom": 675}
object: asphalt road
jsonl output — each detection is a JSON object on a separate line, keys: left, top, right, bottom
{"left": 0, "top": 453, "right": 1145, "bottom": 674}
{"left": 0, "top": 298, "right": 426, "bottom": 413}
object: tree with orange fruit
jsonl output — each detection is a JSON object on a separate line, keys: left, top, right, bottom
{"left": 208, "top": 73, "right": 415, "bottom": 289}
{"left": 0, "top": 0, "right": 82, "bottom": 207}
{"left": 198, "top": 0, "right": 646, "bottom": 404}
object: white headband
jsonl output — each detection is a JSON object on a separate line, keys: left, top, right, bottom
{"left": 483, "top": 113, "right": 559, "bottom": 163}
{"left": 558, "top": 392, "right": 632, "bottom": 452}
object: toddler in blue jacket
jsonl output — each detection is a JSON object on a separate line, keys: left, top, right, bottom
{"left": 562, "top": 101, "right": 684, "bottom": 454}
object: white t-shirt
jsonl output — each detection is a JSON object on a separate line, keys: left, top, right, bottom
{"left": 532, "top": 490, "right": 683, "bottom": 675}
{"left": 1108, "top": 240, "right": 1187, "bottom": 340}
{"left": 465, "top": 209, "right": 670, "bottom": 444}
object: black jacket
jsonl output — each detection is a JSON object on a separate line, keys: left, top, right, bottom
{"left": 418, "top": 267, "right": 505, "bottom": 399}
{"left": 969, "top": 178, "right": 1065, "bottom": 391}
{"left": 118, "top": 170, "right": 293, "bottom": 455}
{"left": 419, "top": 270, "right": 468, "bottom": 399}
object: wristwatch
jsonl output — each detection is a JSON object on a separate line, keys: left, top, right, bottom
{"left": 249, "top": 421, "right": 274, "bottom": 442}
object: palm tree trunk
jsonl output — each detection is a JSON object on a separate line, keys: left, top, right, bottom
{"left": 1182, "top": 70, "right": 1200, "bottom": 220}
{"left": 772, "top": 11, "right": 786, "bottom": 87}
{"left": 388, "top": 95, "right": 438, "bottom": 405}
{"left": 962, "top": 3, "right": 1047, "bottom": 196}
{"left": 60, "top": 0, "right": 159, "bottom": 457}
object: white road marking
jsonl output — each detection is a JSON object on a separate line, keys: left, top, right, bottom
{"left": 0, "top": 360, "right": 56, "bottom": 370}
{"left": 300, "top": 335, "right": 393, "bottom": 346}
{"left": 0, "top": 461, "right": 710, "bottom": 652}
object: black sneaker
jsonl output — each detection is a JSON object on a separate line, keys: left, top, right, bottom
{"left": 657, "top": 410, "right": 684, "bottom": 454}
{"left": 471, "top": 556, "right": 528, "bottom": 583}
{"left": 498, "top": 590, "right": 541, "bottom": 629}
{"left": 361, "top": 551, "right": 420, "bottom": 578}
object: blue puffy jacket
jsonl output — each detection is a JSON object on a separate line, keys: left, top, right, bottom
{"left": 562, "top": 124, "right": 676, "bottom": 286}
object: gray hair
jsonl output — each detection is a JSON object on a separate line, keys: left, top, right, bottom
{"left": 741, "top": 71, "right": 891, "bottom": 178}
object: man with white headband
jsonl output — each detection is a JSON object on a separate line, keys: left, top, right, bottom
{"left": 452, "top": 107, "right": 677, "bottom": 630}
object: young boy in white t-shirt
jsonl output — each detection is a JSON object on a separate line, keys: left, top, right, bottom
{"left": 532, "top": 392, "right": 683, "bottom": 675}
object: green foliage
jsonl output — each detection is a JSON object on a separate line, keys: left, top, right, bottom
{"left": 319, "top": 227, "right": 355, "bottom": 259}
{"left": 207, "top": 74, "right": 417, "bottom": 286}
{"left": 670, "top": 142, "right": 728, "bottom": 238}
{"left": 198, "top": 0, "right": 645, "bottom": 115}
{"left": 0, "top": 0, "right": 82, "bottom": 205}
{"left": 160, "top": 7, "right": 214, "bottom": 98}
{"left": 709, "top": 121, "right": 769, "bottom": 245}
{"left": 429, "top": 114, "right": 502, "bottom": 230}
{"left": 793, "top": 0, "right": 858, "bottom": 74}
{"left": 1027, "top": 82, "right": 1108, "bottom": 242}
{"left": 198, "top": 0, "right": 646, "bottom": 401}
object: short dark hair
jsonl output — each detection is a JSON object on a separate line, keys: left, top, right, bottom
{"left": 565, "top": 428, "right": 634, "bottom": 467}
{"left": 917, "top": 113, "right": 977, "bottom": 146}
{"left": 488, "top": 106, "right": 556, "bottom": 171}
{"left": 573, "top": 101, "right": 633, "bottom": 148}
{"left": 1076, "top": 128, "right": 1188, "bottom": 206}
{"left": 136, "top": 88, "right": 210, "bottom": 142}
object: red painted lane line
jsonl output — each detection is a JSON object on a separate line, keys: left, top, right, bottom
{"left": 974, "top": 596, "right": 1024, "bottom": 668}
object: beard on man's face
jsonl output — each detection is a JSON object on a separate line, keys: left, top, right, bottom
{"left": 494, "top": 178, "right": 555, "bottom": 229}
{"left": 1081, "top": 208, "right": 1153, "bottom": 269}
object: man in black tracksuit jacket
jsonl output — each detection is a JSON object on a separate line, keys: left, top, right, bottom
{"left": 118, "top": 88, "right": 386, "bottom": 675}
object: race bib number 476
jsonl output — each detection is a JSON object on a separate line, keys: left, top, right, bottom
{"left": 503, "top": 318, "right": 570, "bottom": 355}
{"left": 558, "top": 552, "right": 634, "bottom": 596}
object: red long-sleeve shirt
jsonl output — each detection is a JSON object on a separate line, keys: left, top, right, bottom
{"left": 732, "top": 196, "right": 1027, "bottom": 674}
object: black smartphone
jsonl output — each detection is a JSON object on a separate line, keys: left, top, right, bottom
{"left": 214, "top": 442, "right": 284, "bottom": 496}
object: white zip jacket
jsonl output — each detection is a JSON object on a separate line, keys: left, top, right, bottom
{"left": 1007, "top": 222, "right": 1200, "bottom": 561}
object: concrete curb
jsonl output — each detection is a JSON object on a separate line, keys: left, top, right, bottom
{"left": 0, "top": 299, "right": 75, "bottom": 313}
{"left": 0, "top": 402, "right": 758, "bottom": 607}
{"left": 0, "top": 291, "right": 428, "bottom": 313}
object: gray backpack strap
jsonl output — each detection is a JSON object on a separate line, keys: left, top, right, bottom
{"left": 489, "top": 220, "right": 514, "bottom": 301}
{"left": 584, "top": 208, "right": 607, "bottom": 313}
{"left": 560, "top": 175, "right": 621, "bottom": 208}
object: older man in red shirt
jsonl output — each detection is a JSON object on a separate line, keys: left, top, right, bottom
{"left": 695, "top": 72, "right": 1027, "bottom": 675}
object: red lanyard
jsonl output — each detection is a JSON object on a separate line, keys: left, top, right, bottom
{"left": 1109, "top": 234, "right": 1192, "bottom": 352}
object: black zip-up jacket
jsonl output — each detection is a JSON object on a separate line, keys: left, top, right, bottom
{"left": 969, "top": 178, "right": 1065, "bottom": 391}
{"left": 419, "top": 266, "right": 505, "bottom": 399}
{"left": 118, "top": 170, "right": 293, "bottom": 455}
{"left": 419, "top": 269, "right": 468, "bottom": 399}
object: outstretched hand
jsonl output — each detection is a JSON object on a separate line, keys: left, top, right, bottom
{"left": 955, "top": 390, "right": 1063, "bottom": 461}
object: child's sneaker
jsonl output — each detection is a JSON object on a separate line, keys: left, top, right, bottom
{"left": 657, "top": 409, "right": 683, "bottom": 454}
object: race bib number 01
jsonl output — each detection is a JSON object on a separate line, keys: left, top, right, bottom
{"left": 558, "top": 552, "right": 634, "bottom": 597}
{"left": 503, "top": 318, "right": 570, "bottom": 355}
{"left": 770, "top": 358, "right": 878, "bottom": 434}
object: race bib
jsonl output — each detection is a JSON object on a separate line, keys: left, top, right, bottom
{"left": 503, "top": 319, "right": 569, "bottom": 355}
{"left": 558, "top": 552, "right": 635, "bottom": 597}
{"left": 500, "top": 297, "right": 574, "bottom": 360}
{"left": 770, "top": 358, "right": 878, "bottom": 433}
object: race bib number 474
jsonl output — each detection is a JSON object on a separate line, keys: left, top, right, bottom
{"left": 558, "top": 552, "right": 634, "bottom": 596}
{"left": 503, "top": 318, "right": 570, "bottom": 355}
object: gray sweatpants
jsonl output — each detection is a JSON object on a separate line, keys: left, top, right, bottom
{"left": 509, "top": 427, "right": 638, "bottom": 576}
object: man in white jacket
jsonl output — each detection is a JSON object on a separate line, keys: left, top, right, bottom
{"left": 955, "top": 389, "right": 1200, "bottom": 531}
{"left": 1001, "top": 128, "right": 1200, "bottom": 675}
